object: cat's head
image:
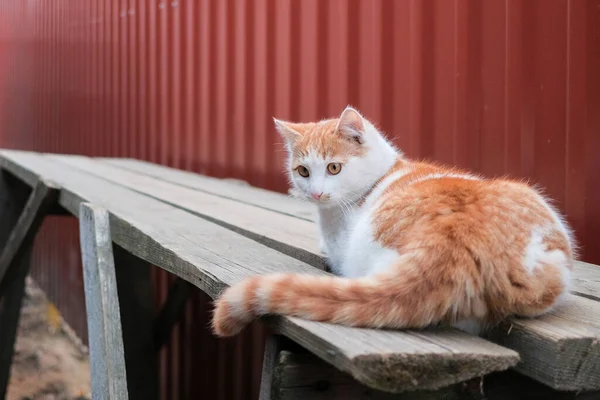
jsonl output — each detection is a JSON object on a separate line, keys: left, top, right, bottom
{"left": 274, "top": 106, "right": 399, "bottom": 207}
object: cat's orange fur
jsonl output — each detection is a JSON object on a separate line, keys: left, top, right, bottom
{"left": 212, "top": 107, "right": 574, "bottom": 337}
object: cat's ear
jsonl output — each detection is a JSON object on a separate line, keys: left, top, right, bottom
{"left": 273, "top": 118, "right": 302, "bottom": 144}
{"left": 336, "top": 106, "right": 365, "bottom": 144}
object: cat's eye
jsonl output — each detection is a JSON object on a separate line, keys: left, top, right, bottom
{"left": 327, "top": 163, "right": 342, "bottom": 175}
{"left": 297, "top": 165, "right": 310, "bottom": 177}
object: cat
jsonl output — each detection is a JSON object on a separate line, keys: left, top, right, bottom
{"left": 212, "top": 106, "right": 575, "bottom": 337}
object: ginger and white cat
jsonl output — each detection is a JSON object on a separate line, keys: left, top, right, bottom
{"left": 212, "top": 106, "right": 575, "bottom": 337}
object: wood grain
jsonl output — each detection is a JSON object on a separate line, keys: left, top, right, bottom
{"left": 79, "top": 203, "right": 129, "bottom": 399}
{"left": 485, "top": 294, "right": 600, "bottom": 390}
{"left": 262, "top": 335, "right": 463, "bottom": 400}
{"left": 101, "top": 157, "right": 600, "bottom": 304}
{"left": 57, "top": 155, "right": 327, "bottom": 270}
{"left": 572, "top": 261, "right": 600, "bottom": 302}
{"left": 0, "top": 150, "right": 519, "bottom": 393}
{"left": 49, "top": 154, "right": 600, "bottom": 390}
{"left": 103, "top": 157, "right": 318, "bottom": 222}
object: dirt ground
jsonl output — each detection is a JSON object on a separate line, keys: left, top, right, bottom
{"left": 7, "top": 278, "right": 91, "bottom": 400}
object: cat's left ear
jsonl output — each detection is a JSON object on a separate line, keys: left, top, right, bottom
{"left": 336, "top": 106, "right": 366, "bottom": 144}
{"left": 274, "top": 118, "right": 302, "bottom": 144}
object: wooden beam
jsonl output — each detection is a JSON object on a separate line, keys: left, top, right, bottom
{"left": 482, "top": 370, "right": 600, "bottom": 400}
{"left": 112, "top": 243, "right": 158, "bottom": 400}
{"left": 259, "top": 335, "right": 285, "bottom": 400}
{"left": 0, "top": 252, "right": 32, "bottom": 400}
{"left": 259, "top": 335, "right": 478, "bottom": 400}
{"left": 0, "top": 175, "right": 58, "bottom": 398}
{"left": 152, "top": 277, "right": 192, "bottom": 350}
{"left": 48, "top": 202, "right": 72, "bottom": 216}
{"left": 259, "top": 336, "right": 600, "bottom": 400}
{"left": 0, "top": 179, "right": 60, "bottom": 293}
{"left": 79, "top": 203, "right": 129, "bottom": 399}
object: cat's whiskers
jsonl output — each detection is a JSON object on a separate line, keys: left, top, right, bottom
{"left": 335, "top": 196, "right": 355, "bottom": 220}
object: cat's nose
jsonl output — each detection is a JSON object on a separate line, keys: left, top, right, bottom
{"left": 311, "top": 192, "right": 323, "bottom": 200}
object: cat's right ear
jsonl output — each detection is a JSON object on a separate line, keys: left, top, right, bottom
{"left": 273, "top": 118, "right": 302, "bottom": 144}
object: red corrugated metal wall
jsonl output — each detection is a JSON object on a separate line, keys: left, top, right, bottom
{"left": 1, "top": 1, "right": 599, "bottom": 398}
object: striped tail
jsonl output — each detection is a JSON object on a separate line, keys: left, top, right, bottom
{"left": 211, "top": 256, "right": 457, "bottom": 337}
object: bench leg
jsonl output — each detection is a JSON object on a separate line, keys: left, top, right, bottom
{"left": 80, "top": 203, "right": 159, "bottom": 400}
{"left": 0, "top": 180, "right": 60, "bottom": 294}
{"left": 113, "top": 243, "right": 158, "bottom": 400}
{"left": 259, "top": 335, "right": 284, "bottom": 400}
{"left": 0, "top": 176, "right": 59, "bottom": 399}
{"left": 0, "top": 251, "right": 31, "bottom": 400}
{"left": 258, "top": 334, "right": 475, "bottom": 400}
{"left": 152, "top": 277, "right": 192, "bottom": 351}
{"left": 80, "top": 203, "right": 130, "bottom": 399}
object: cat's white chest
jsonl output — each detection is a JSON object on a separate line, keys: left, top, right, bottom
{"left": 317, "top": 207, "right": 356, "bottom": 275}
{"left": 318, "top": 206, "right": 400, "bottom": 278}
{"left": 342, "top": 208, "right": 400, "bottom": 278}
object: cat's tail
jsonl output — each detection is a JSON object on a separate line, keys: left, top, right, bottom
{"left": 212, "top": 254, "right": 462, "bottom": 337}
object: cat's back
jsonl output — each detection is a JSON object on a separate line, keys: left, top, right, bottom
{"left": 366, "top": 161, "right": 572, "bottom": 258}
{"left": 371, "top": 161, "right": 550, "bottom": 224}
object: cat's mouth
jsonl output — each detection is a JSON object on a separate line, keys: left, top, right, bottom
{"left": 288, "top": 188, "right": 332, "bottom": 204}
{"left": 304, "top": 194, "right": 331, "bottom": 205}
{"left": 309, "top": 195, "right": 334, "bottom": 206}
{"left": 313, "top": 193, "right": 331, "bottom": 203}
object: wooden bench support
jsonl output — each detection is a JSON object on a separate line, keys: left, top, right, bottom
{"left": 152, "top": 277, "right": 192, "bottom": 351}
{"left": 259, "top": 335, "right": 471, "bottom": 400}
{"left": 47, "top": 202, "right": 71, "bottom": 216}
{"left": 259, "top": 335, "right": 600, "bottom": 400}
{"left": 0, "top": 175, "right": 59, "bottom": 399}
{"left": 112, "top": 242, "right": 159, "bottom": 400}
{"left": 79, "top": 203, "right": 130, "bottom": 399}
{"left": 0, "top": 252, "right": 31, "bottom": 400}
{"left": 80, "top": 203, "right": 158, "bottom": 400}
{"left": 0, "top": 180, "right": 60, "bottom": 293}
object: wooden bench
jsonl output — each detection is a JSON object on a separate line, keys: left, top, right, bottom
{"left": 0, "top": 149, "right": 598, "bottom": 399}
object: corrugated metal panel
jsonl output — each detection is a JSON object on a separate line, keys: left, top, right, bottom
{"left": 1, "top": 1, "right": 599, "bottom": 398}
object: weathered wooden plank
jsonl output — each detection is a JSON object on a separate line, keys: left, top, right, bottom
{"left": 260, "top": 335, "right": 464, "bottom": 400}
{"left": 112, "top": 243, "right": 158, "bottom": 400}
{"left": 572, "top": 261, "right": 600, "bottom": 302}
{"left": 0, "top": 150, "right": 519, "bottom": 393}
{"left": 101, "top": 157, "right": 600, "bottom": 306}
{"left": 485, "top": 294, "right": 600, "bottom": 391}
{"left": 153, "top": 277, "right": 193, "bottom": 350}
{"left": 79, "top": 203, "right": 129, "bottom": 400}
{"left": 53, "top": 154, "right": 600, "bottom": 391}
{"left": 262, "top": 338, "right": 600, "bottom": 399}
{"left": 0, "top": 180, "right": 60, "bottom": 292}
{"left": 57, "top": 154, "right": 327, "bottom": 270}
{"left": 103, "top": 157, "right": 317, "bottom": 222}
